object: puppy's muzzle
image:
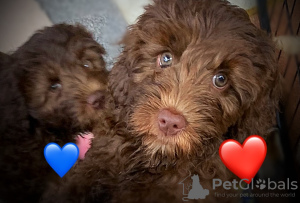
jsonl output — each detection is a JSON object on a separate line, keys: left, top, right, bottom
{"left": 87, "top": 90, "right": 106, "bottom": 109}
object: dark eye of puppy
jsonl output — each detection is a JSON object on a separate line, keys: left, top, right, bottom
{"left": 82, "top": 60, "right": 93, "bottom": 69}
{"left": 50, "top": 83, "right": 62, "bottom": 91}
{"left": 212, "top": 73, "right": 228, "bottom": 89}
{"left": 158, "top": 52, "right": 173, "bottom": 68}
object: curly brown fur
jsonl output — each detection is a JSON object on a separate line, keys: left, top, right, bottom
{"left": 110, "top": 0, "right": 281, "bottom": 171}
{"left": 42, "top": 0, "right": 281, "bottom": 202}
{"left": 0, "top": 24, "right": 113, "bottom": 202}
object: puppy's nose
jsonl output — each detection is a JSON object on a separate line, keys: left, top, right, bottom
{"left": 158, "top": 109, "right": 186, "bottom": 136}
{"left": 87, "top": 90, "right": 105, "bottom": 109}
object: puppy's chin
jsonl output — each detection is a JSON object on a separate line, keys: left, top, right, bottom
{"left": 143, "top": 130, "right": 202, "bottom": 159}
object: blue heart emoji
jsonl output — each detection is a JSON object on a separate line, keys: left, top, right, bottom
{"left": 44, "top": 143, "right": 79, "bottom": 178}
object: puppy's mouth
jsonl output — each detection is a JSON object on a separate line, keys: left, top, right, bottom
{"left": 76, "top": 91, "right": 108, "bottom": 125}
{"left": 86, "top": 90, "right": 106, "bottom": 110}
{"left": 76, "top": 131, "right": 93, "bottom": 138}
{"left": 74, "top": 131, "right": 95, "bottom": 160}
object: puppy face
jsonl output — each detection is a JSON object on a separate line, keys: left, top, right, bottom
{"left": 110, "top": 0, "right": 280, "bottom": 160}
{"left": 14, "top": 24, "right": 110, "bottom": 134}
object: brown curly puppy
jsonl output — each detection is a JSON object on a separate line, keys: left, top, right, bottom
{"left": 109, "top": 0, "right": 280, "bottom": 199}
{"left": 42, "top": 0, "right": 281, "bottom": 202}
{"left": 0, "top": 24, "right": 113, "bottom": 202}
{"left": 111, "top": 0, "right": 281, "bottom": 169}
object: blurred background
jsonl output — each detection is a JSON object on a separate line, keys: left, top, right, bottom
{"left": 0, "top": 0, "right": 299, "bottom": 202}
{"left": 0, "top": 0, "right": 260, "bottom": 53}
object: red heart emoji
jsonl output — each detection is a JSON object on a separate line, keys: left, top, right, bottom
{"left": 219, "top": 135, "right": 267, "bottom": 184}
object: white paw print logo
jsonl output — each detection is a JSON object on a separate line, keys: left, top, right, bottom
{"left": 256, "top": 179, "right": 266, "bottom": 189}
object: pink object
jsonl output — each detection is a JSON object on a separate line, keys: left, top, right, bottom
{"left": 75, "top": 132, "right": 94, "bottom": 160}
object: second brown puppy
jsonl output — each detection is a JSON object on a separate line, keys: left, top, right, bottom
{"left": 0, "top": 24, "right": 113, "bottom": 202}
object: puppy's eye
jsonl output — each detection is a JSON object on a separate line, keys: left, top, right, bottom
{"left": 50, "top": 83, "right": 62, "bottom": 90}
{"left": 213, "top": 73, "right": 228, "bottom": 89}
{"left": 82, "top": 60, "right": 93, "bottom": 69}
{"left": 158, "top": 52, "right": 173, "bottom": 68}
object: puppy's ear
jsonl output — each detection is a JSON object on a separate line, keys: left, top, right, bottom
{"left": 109, "top": 28, "right": 141, "bottom": 108}
{"left": 109, "top": 56, "right": 131, "bottom": 108}
{"left": 0, "top": 52, "right": 11, "bottom": 66}
{"left": 0, "top": 53, "right": 30, "bottom": 137}
{"left": 234, "top": 50, "right": 282, "bottom": 142}
{"left": 242, "top": 76, "right": 281, "bottom": 141}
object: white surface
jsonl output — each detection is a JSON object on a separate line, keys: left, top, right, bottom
{"left": 113, "top": 0, "right": 257, "bottom": 25}
{"left": 112, "top": 0, "right": 150, "bottom": 25}
{"left": 228, "top": 0, "right": 257, "bottom": 10}
{"left": 0, "top": 0, "right": 52, "bottom": 53}
{"left": 274, "top": 36, "right": 300, "bottom": 55}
